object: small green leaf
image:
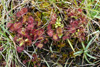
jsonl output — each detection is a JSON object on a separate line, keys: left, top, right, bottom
{"left": 74, "top": 50, "right": 83, "bottom": 56}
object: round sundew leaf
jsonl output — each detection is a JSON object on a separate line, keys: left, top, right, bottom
{"left": 28, "top": 16, "right": 34, "bottom": 24}
{"left": 17, "top": 46, "right": 24, "bottom": 53}
{"left": 16, "top": 11, "right": 22, "bottom": 17}
{"left": 37, "top": 29, "right": 44, "bottom": 36}
{"left": 13, "top": 22, "right": 22, "bottom": 30}
{"left": 21, "top": 8, "right": 28, "bottom": 14}
{"left": 47, "top": 29, "right": 53, "bottom": 37}
{"left": 17, "top": 28, "right": 27, "bottom": 36}
{"left": 38, "top": 43, "right": 43, "bottom": 49}
{"left": 56, "top": 27, "right": 63, "bottom": 34}
{"left": 27, "top": 23, "right": 34, "bottom": 30}
{"left": 35, "top": 42, "right": 43, "bottom": 49}
{"left": 22, "top": 15, "right": 28, "bottom": 23}
{"left": 53, "top": 34, "right": 59, "bottom": 41}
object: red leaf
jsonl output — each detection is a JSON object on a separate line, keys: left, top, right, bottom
{"left": 6, "top": 22, "right": 13, "bottom": 28}
{"left": 13, "top": 22, "right": 22, "bottom": 30}
{"left": 16, "top": 8, "right": 28, "bottom": 17}
{"left": 37, "top": 43, "right": 43, "bottom": 48}
{"left": 37, "top": 29, "right": 44, "bottom": 36}
{"left": 35, "top": 42, "right": 43, "bottom": 49}
{"left": 28, "top": 16, "right": 34, "bottom": 24}
{"left": 56, "top": 27, "right": 63, "bottom": 34}
{"left": 38, "top": 36, "right": 44, "bottom": 40}
{"left": 47, "top": 24, "right": 51, "bottom": 30}
{"left": 17, "top": 46, "right": 24, "bottom": 53}
{"left": 68, "top": 26, "right": 76, "bottom": 33}
{"left": 16, "top": 10, "right": 23, "bottom": 17}
{"left": 32, "top": 29, "right": 37, "bottom": 34}
{"left": 78, "top": 8, "right": 82, "bottom": 12}
{"left": 17, "top": 28, "right": 27, "bottom": 36}
{"left": 21, "top": 8, "right": 28, "bottom": 14}
{"left": 9, "top": 24, "right": 15, "bottom": 32}
{"left": 53, "top": 34, "right": 58, "bottom": 41}
{"left": 47, "top": 29, "right": 53, "bottom": 37}
{"left": 62, "top": 36, "right": 69, "bottom": 40}
{"left": 27, "top": 23, "right": 34, "bottom": 30}
{"left": 70, "top": 21, "right": 78, "bottom": 27}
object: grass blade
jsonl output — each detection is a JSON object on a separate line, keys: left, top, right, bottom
{"left": 86, "top": 53, "right": 96, "bottom": 59}
{"left": 86, "top": 36, "right": 96, "bottom": 50}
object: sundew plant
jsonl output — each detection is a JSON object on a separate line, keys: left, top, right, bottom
{"left": 0, "top": 0, "right": 100, "bottom": 67}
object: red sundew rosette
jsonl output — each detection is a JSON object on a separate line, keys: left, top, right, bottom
{"left": 16, "top": 8, "right": 28, "bottom": 17}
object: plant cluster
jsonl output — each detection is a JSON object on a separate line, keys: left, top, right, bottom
{"left": 0, "top": 0, "right": 100, "bottom": 67}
